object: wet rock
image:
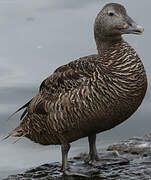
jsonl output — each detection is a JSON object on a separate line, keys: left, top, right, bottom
{"left": 108, "top": 133, "right": 151, "bottom": 156}
{"left": 3, "top": 133, "right": 151, "bottom": 180}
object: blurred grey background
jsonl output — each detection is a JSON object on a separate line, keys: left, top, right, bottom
{"left": 0, "top": 0, "right": 150, "bottom": 178}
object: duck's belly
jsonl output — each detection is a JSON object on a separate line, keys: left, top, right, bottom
{"left": 59, "top": 89, "right": 146, "bottom": 143}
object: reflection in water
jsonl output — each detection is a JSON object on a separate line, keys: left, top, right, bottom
{"left": 0, "top": 0, "right": 151, "bottom": 178}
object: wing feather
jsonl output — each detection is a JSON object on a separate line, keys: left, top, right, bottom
{"left": 18, "top": 55, "right": 99, "bottom": 117}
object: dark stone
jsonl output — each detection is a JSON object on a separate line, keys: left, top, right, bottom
{"left": 4, "top": 132, "right": 151, "bottom": 180}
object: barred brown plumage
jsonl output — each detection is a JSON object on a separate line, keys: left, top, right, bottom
{"left": 5, "top": 3, "right": 147, "bottom": 176}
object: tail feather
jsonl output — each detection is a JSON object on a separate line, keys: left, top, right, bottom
{"left": 1, "top": 129, "right": 17, "bottom": 141}
{"left": 2, "top": 132, "right": 27, "bottom": 144}
{"left": 1, "top": 132, "right": 13, "bottom": 141}
{"left": 12, "top": 134, "right": 27, "bottom": 144}
{"left": 2, "top": 125, "right": 26, "bottom": 142}
{"left": 7, "top": 99, "right": 32, "bottom": 121}
{"left": 3, "top": 100, "right": 32, "bottom": 142}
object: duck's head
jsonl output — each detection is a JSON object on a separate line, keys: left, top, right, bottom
{"left": 94, "top": 3, "right": 144, "bottom": 41}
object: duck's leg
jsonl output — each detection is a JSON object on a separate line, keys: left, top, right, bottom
{"left": 61, "top": 143, "right": 70, "bottom": 172}
{"left": 61, "top": 143, "right": 92, "bottom": 177}
{"left": 85, "top": 134, "right": 100, "bottom": 164}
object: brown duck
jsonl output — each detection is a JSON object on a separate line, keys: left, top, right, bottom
{"left": 5, "top": 3, "right": 147, "bottom": 175}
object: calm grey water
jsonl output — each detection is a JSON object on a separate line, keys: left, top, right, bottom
{"left": 0, "top": 0, "right": 151, "bottom": 179}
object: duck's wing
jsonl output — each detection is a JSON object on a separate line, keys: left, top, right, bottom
{"left": 9, "top": 55, "right": 99, "bottom": 119}
{"left": 29, "top": 55, "right": 99, "bottom": 115}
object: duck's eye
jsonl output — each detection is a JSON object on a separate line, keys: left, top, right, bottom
{"left": 108, "top": 12, "right": 114, "bottom": 16}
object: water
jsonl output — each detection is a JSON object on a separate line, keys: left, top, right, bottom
{"left": 0, "top": 0, "right": 151, "bottom": 179}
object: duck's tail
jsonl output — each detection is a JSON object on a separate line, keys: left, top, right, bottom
{"left": 1, "top": 125, "right": 27, "bottom": 143}
{"left": 2, "top": 99, "right": 32, "bottom": 143}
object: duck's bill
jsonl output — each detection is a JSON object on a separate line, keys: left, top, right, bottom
{"left": 120, "top": 23, "right": 144, "bottom": 35}
{"left": 120, "top": 16, "right": 144, "bottom": 35}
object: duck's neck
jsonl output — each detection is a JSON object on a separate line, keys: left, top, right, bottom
{"left": 95, "top": 35, "right": 123, "bottom": 55}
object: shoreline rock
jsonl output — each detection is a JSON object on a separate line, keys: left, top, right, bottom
{"left": 3, "top": 133, "right": 151, "bottom": 180}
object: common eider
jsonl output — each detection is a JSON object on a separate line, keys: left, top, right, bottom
{"left": 5, "top": 3, "right": 147, "bottom": 176}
